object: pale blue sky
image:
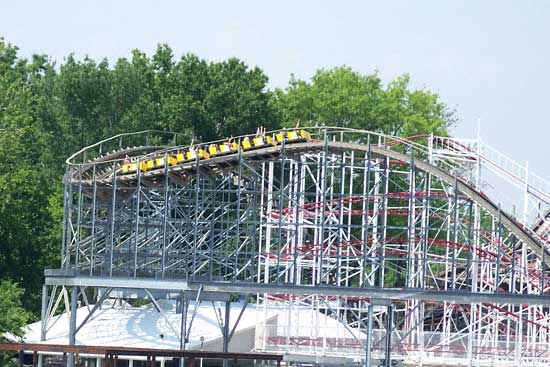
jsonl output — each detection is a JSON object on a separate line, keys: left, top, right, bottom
{"left": 1, "top": 1, "right": 549, "bottom": 177}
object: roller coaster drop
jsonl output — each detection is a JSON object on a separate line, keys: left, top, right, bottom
{"left": 43, "top": 127, "right": 550, "bottom": 366}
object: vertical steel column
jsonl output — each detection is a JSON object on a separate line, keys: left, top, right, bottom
{"left": 406, "top": 159, "right": 421, "bottom": 353}
{"left": 420, "top": 174, "right": 431, "bottom": 288}
{"left": 38, "top": 284, "right": 48, "bottom": 367}
{"left": 467, "top": 301, "right": 475, "bottom": 364}
{"left": 495, "top": 206, "right": 502, "bottom": 292}
{"left": 263, "top": 162, "right": 274, "bottom": 285}
{"left": 311, "top": 153, "right": 320, "bottom": 287}
{"left": 257, "top": 162, "right": 266, "bottom": 285}
{"left": 318, "top": 130, "right": 329, "bottom": 285}
{"left": 180, "top": 295, "right": 188, "bottom": 367}
{"left": 336, "top": 152, "right": 346, "bottom": 286}
{"left": 345, "top": 151, "right": 354, "bottom": 288}
{"left": 208, "top": 181, "right": 216, "bottom": 281}
{"left": 378, "top": 157, "right": 389, "bottom": 287}
{"left": 384, "top": 304, "right": 393, "bottom": 367}
{"left": 362, "top": 140, "right": 372, "bottom": 287}
{"left": 192, "top": 152, "right": 201, "bottom": 280}
{"left": 223, "top": 301, "right": 231, "bottom": 352}
{"left": 471, "top": 171, "right": 482, "bottom": 363}
{"left": 298, "top": 158, "right": 307, "bottom": 285}
{"left": 466, "top": 201, "right": 473, "bottom": 287}
{"left": 406, "top": 157, "right": 415, "bottom": 288}
{"left": 234, "top": 149, "right": 243, "bottom": 281}
{"left": 250, "top": 175, "right": 260, "bottom": 281}
{"left": 220, "top": 177, "right": 228, "bottom": 279}
{"left": 365, "top": 302, "right": 374, "bottom": 367}
{"left": 61, "top": 168, "right": 69, "bottom": 268}
{"left": 465, "top": 199, "right": 475, "bottom": 364}
{"left": 370, "top": 154, "right": 381, "bottom": 287}
{"left": 63, "top": 168, "right": 73, "bottom": 269}
{"left": 90, "top": 164, "right": 97, "bottom": 275}
{"left": 292, "top": 160, "right": 303, "bottom": 284}
{"left": 276, "top": 135, "right": 286, "bottom": 283}
{"left": 162, "top": 153, "right": 170, "bottom": 278}
{"left": 451, "top": 177, "right": 460, "bottom": 289}
{"left": 418, "top": 172, "right": 431, "bottom": 361}
{"left": 75, "top": 166, "right": 83, "bottom": 269}
{"left": 67, "top": 286, "right": 78, "bottom": 367}
{"left": 40, "top": 284, "right": 48, "bottom": 341}
{"left": 222, "top": 301, "right": 231, "bottom": 367}
{"left": 327, "top": 147, "right": 336, "bottom": 284}
{"left": 422, "top": 135, "right": 433, "bottom": 292}
{"left": 108, "top": 163, "right": 117, "bottom": 276}
{"left": 542, "top": 250, "right": 546, "bottom": 294}
{"left": 133, "top": 158, "right": 142, "bottom": 277}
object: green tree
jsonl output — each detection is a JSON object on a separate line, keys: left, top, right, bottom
{"left": 273, "top": 66, "right": 455, "bottom": 136}
{"left": 0, "top": 280, "right": 31, "bottom": 367}
{"left": 0, "top": 39, "right": 61, "bottom": 312}
{"left": 0, "top": 128, "right": 60, "bottom": 311}
{"left": 57, "top": 55, "right": 113, "bottom": 148}
{"left": 110, "top": 51, "right": 158, "bottom": 134}
{"left": 155, "top": 46, "right": 276, "bottom": 141}
{"left": 203, "top": 57, "right": 276, "bottom": 139}
{"left": 0, "top": 280, "right": 31, "bottom": 340}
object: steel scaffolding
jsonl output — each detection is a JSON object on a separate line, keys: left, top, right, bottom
{"left": 44, "top": 127, "right": 550, "bottom": 366}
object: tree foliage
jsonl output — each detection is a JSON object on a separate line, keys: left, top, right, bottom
{"left": 52, "top": 44, "right": 277, "bottom": 148}
{"left": 0, "top": 280, "right": 31, "bottom": 367}
{"left": 273, "top": 66, "right": 454, "bottom": 136}
{"left": 0, "top": 280, "right": 31, "bottom": 339}
{"left": 0, "top": 40, "right": 61, "bottom": 314}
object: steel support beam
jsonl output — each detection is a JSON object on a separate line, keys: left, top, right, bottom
{"left": 67, "top": 286, "right": 78, "bottom": 367}
{"left": 365, "top": 303, "right": 374, "bottom": 367}
{"left": 45, "top": 275, "right": 550, "bottom": 306}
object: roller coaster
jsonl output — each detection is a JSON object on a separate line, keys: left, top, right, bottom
{"left": 43, "top": 126, "right": 550, "bottom": 366}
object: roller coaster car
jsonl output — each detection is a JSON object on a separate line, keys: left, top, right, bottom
{"left": 209, "top": 142, "right": 239, "bottom": 156}
{"left": 275, "top": 129, "right": 311, "bottom": 143}
{"left": 299, "top": 129, "right": 311, "bottom": 140}
{"left": 242, "top": 135, "right": 277, "bottom": 151}
{"left": 122, "top": 160, "right": 150, "bottom": 174}
{"left": 208, "top": 144, "right": 219, "bottom": 156}
{"left": 121, "top": 158, "right": 163, "bottom": 173}
{"left": 144, "top": 160, "right": 155, "bottom": 171}
{"left": 186, "top": 148, "right": 210, "bottom": 161}
{"left": 122, "top": 162, "right": 135, "bottom": 174}
{"left": 124, "top": 161, "right": 144, "bottom": 172}
{"left": 120, "top": 161, "right": 146, "bottom": 173}
{"left": 175, "top": 152, "right": 186, "bottom": 163}
{"left": 154, "top": 156, "right": 178, "bottom": 169}
{"left": 219, "top": 142, "right": 240, "bottom": 154}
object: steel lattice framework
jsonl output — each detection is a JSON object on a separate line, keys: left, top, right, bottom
{"left": 43, "top": 127, "right": 550, "bottom": 366}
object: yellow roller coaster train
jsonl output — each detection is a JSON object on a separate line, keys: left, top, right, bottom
{"left": 121, "top": 129, "right": 312, "bottom": 174}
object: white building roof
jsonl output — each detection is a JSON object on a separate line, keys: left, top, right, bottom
{"left": 14, "top": 300, "right": 362, "bottom": 354}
